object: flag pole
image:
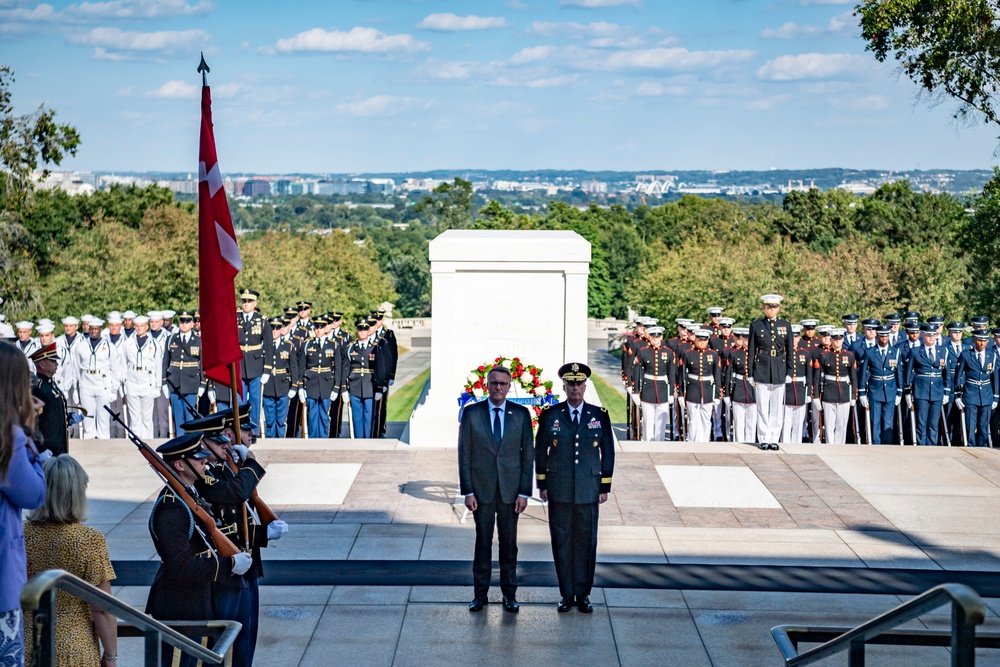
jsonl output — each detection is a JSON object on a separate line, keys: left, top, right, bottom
{"left": 197, "top": 52, "right": 209, "bottom": 86}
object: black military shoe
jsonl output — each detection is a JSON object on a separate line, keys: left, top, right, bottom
{"left": 557, "top": 597, "right": 574, "bottom": 612}
{"left": 769, "top": 443, "right": 780, "bottom": 451}
{"left": 577, "top": 595, "right": 594, "bottom": 613}
{"left": 756, "top": 442, "right": 769, "bottom": 451}
{"left": 468, "top": 597, "right": 487, "bottom": 612}
{"left": 502, "top": 597, "right": 519, "bottom": 613}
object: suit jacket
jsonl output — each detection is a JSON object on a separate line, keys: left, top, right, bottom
{"left": 535, "top": 401, "right": 615, "bottom": 504}
{"left": 458, "top": 399, "right": 534, "bottom": 505}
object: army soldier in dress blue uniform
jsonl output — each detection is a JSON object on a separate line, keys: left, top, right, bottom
{"left": 263, "top": 316, "right": 299, "bottom": 438}
{"left": 326, "top": 312, "right": 352, "bottom": 437}
{"left": 298, "top": 316, "right": 339, "bottom": 438}
{"left": 954, "top": 330, "right": 1000, "bottom": 447}
{"left": 161, "top": 311, "right": 203, "bottom": 437}
{"left": 535, "top": 363, "right": 614, "bottom": 614}
{"left": 904, "top": 324, "right": 952, "bottom": 446}
{"left": 237, "top": 289, "right": 273, "bottom": 437}
{"left": 747, "top": 294, "right": 794, "bottom": 449}
{"left": 369, "top": 310, "right": 398, "bottom": 438}
{"left": 146, "top": 433, "right": 252, "bottom": 667}
{"left": 857, "top": 325, "right": 904, "bottom": 445}
{"left": 341, "top": 318, "right": 385, "bottom": 439}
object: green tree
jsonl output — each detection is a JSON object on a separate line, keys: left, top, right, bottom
{"left": 961, "top": 168, "right": 1000, "bottom": 320}
{"left": 857, "top": 0, "right": 1000, "bottom": 139}
{"left": 414, "top": 177, "right": 475, "bottom": 229}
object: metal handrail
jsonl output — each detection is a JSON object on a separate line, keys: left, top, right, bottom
{"left": 772, "top": 583, "right": 985, "bottom": 666}
{"left": 21, "top": 569, "right": 241, "bottom": 666}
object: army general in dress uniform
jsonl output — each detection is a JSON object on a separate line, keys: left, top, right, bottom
{"left": 535, "top": 362, "right": 615, "bottom": 614}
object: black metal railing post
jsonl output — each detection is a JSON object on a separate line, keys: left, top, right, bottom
{"left": 848, "top": 638, "right": 865, "bottom": 667}
{"left": 144, "top": 629, "right": 161, "bottom": 667}
{"left": 32, "top": 587, "right": 57, "bottom": 667}
{"left": 953, "top": 600, "right": 977, "bottom": 667}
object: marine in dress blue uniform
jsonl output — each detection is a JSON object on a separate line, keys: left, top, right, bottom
{"left": 857, "top": 325, "right": 904, "bottom": 445}
{"left": 904, "top": 324, "right": 952, "bottom": 446}
{"left": 953, "top": 330, "right": 1000, "bottom": 448}
{"left": 535, "top": 363, "right": 614, "bottom": 614}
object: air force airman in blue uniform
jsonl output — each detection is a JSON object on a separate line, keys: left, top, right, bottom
{"left": 954, "top": 330, "right": 1000, "bottom": 448}
{"left": 858, "top": 325, "right": 904, "bottom": 445}
{"left": 905, "top": 324, "right": 952, "bottom": 446}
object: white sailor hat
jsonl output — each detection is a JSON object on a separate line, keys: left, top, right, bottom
{"left": 15, "top": 320, "right": 33, "bottom": 330}
{"left": 761, "top": 294, "right": 783, "bottom": 304}
{"left": 81, "top": 314, "right": 95, "bottom": 324}
{"left": 148, "top": 311, "right": 163, "bottom": 320}
{"left": 61, "top": 316, "right": 79, "bottom": 325}
{"left": 161, "top": 309, "right": 176, "bottom": 319}
{"left": 133, "top": 315, "right": 149, "bottom": 325}
{"left": 107, "top": 312, "right": 123, "bottom": 324}
{"left": 90, "top": 318, "right": 105, "bottom": 327}
{"left": 123, "top": 310, "right": 138, "bottom": 319}
{"left": 37, "top": 323, "right": 55, "bottom": 334}
{"left": 37, "top": 318, "right": 53, "bottom": 326}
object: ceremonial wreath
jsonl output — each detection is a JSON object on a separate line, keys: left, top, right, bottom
{"left": 459, "top": 356, "right": 558, "bottom": 426}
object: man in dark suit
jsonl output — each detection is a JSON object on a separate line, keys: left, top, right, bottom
{"left": 458, "top": 365, "right": 534, "bottom": 613}
{"left": 535, "top": 362, "right": 615, "bottom": 614}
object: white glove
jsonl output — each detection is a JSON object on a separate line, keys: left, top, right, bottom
{"left": 207, "top": 390, "right": 217, "bottom": 404}
{"left": 231, "top": 552, "right": 252, "bottom": 576}
{"left": 267, "top": 519, "right": 289, "bottom": 541}
{"left": 375, "top": 391, "right": 383, "bottom": 400}
{"left": 668, "top": 395, "right": 675, "bottom": 406}
{"left": 230, "top": 444, "right": 250, "bottom": 463}
{"left": 905, "top": 395, "right": 913, "bottom": 408}
{"left": 161, "top": 384, "right": 170, "bottom": 399}
{"left": 785, "top": 375, "right": 792, "bottom": 384}
{"left": 812, "top": 397, "right": 822, "bottom": 408}
{"left": 341, "top": 391, "right": 349, "bottom": 401}
{"left": 859, "top": 396, "right": 869, "bottom": 409}
{"left": 330, "top": 391, "right": 337, "bottom": 401}
{"left": 38, "top": 449, "right": 53, "bottom": 463}
{"left": 748, "top": 377, "right": 756, "bottom": 388}
{"left": 389, "top": 379, "right": 394, "bottom": 387}
{"left": 287, "top": 389, "right": 296, "bottom": 399}
{"left": 261, "top": 373, "right": 270, "bottom": 385}
{"left": 942, "top": 395, "right": 949, "bottom": 405}
{"left": 723, "top": 397, "right": 731, "bottom": 407}
{"left": 629, "top": 392, "right": 640, "bottom": 406}
{"left": 895, "top": 396, "right": 901, "bottom": 406}
{"left": 955, "top": 397, "right": 965, "bottom": 410}
{"left": 993, "top": 402, "right": 998, "bottom": 411}
{"left": 712, "top": 398, "right": 720, "bottom": 408}
{"left": 850, "top": 399, "right": 856, "bottom": 407}
{"left": 298, "top": 388, "right": 307, "bottom": 403}
{"left": 627, "top": 387, "right": 636, "bottom": 396}
{"left": 198, "top": 386, "right": 206, "bottom": 398}
{"left": 677, "top": 397, "right": 686, "bottom": 410}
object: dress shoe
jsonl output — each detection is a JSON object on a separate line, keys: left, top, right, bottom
{"left": 576, "top": 595, "right": 593, "bottom": 613}
{"left": 468, "top": 597, "right": 487, "bottom": 612}
{"left": 769, "top": 443, "right": 780, "bottom": 451}
{"left": 756, "top": 443, "right": 769, "bottom": 451}
{"left": 502, "top": 597, "right": 519, "bottom": 613}
{"left": 557, "top": 597, "right": 574, "bottom": 612}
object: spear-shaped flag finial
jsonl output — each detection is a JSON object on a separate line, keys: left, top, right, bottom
{"left": 197, "top": 52, "right": 210, "bottom": 86}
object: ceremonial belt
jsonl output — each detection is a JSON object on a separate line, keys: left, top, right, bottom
{"left": 643, "top": 374, "right": 670, "bottom": 381}
{"left": 732, "top": 373, "right": 746, "bottom": 380}
{"left": 823, "top": 374, "right": 849, "bottom": 383}
{"left": 917, "top": 372, "right": 942, "bottom": 378}
{"left": 784, "top": 376, "right": 806, "bottom": 383}
{"left": 869, "top": 374, "right": 895, "bottom": 381}
{"left": 241, "top": 343, "right": 263, "bottom": 352}
{"left": 353, "top": 369, "right": 374, "bottom": 375}
{"left": 86, "top": 370, "right": 106, "bottom": 375}
{"left": 966, "top": 379, "right": 992, "bottom": 386}
{"left": 271, "top": 368, "right": 288, "bottom": 375}
{"left": 687, "top": 374, "right": 715, "bottom": 384}
{"left": 308, "top": 366, "right": 332, "bottom": 373}
{"left": 171, "top": 361, "right": 199, "bottom": 369}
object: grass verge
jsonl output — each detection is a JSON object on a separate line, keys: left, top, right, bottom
{"left": 387, "top": 367, "right": 430, "bottom": 422}
{"left": 590, "top": 372, "right": 627, "bottom": 424}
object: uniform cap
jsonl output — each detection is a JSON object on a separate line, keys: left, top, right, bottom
{"left": 15, "top": 321, "right": 33, "bottom": 330}
{"left": 718, "top": 317, "right": 735, "bottom": 326}
{"left": 695, "top": 329, "right": 712, "bottom": 339}
{"left": 801, "top": 319, "right": 818, "bottom": 328}
{"left": 89, "top": 318, "right": 104, "bottom": 327}
{"left": 107, "top": 313, "right": 123, "bottom": 324}
{"left": 284, "top": 307, "right": 298, "bottom": 317}
{"left": 313, "top": 317, "right": 328, "bottom": 328}
{"left": 830, "top": 328, "right": 846, "bottom": 338}
{"left": 161, "top": 309, "right": 176, "bottom": 319}
{"left": 675, "top": 318, "right": 693, "bottom": 325}
{"left": 904, "top": 311, "right": 921, "bottom": 321}
{"left": 61, "top": 316, "right": 80, "bottom": 325}
{"left": 842, "top": 314, "right": 859, "bottom": 324}
{"left": 354, "top": 317, "right": 370, "bottom": 330}
{"left": 330, "top": 312, "right": 344, "bottom": 321}
{"left": 760, "top": 294, "right": 783, "bottom": 304}
{"left": 369, "top": 310, "right": 385, "bottom": 319}
{"left": 921, "top": 323, "right": 937, "bottom": 334}
{"left": 732, "top": 327, "right": 750, "bottom": 336}
{"left": 268, "top": 316, "right": 283, "bottom": 327}
{"left": 180, "top": 411, "right": 227, "bottom": 435}
{"left": 133, "top": 315, "right": 149, "bottom": 325}
{"left": 558, "top": 362, "right": 591, "bottom": 382}
{"left": 928, "top": 315, "right": 945, "bottom": 325}
{"left": 156, "top": 433, "right": 210, "bottom": 462}
{"left": 29, "top": 342, "right": 58, "bottom": 362}
{"left": 177, "top": 310, "right": 195, "bottom": 322}
{"left": 974, "top": 329, "right": 990, "bottom": 341}
{"left": 148, "top": 311, "right": 163, "bottom": 320}
{"left": 707, "top": 307, "right": 723, "bottom": 315}
{"left": 122, "top": 310, "right": 137, "bottom": 319}
{"left": 636, "top": 316, "right": 653, "bottom": 326}
{"left": 646, "top": 326, "right": 664, "bottom": 336}
{"left": 876, "top": 325, "right": 892, "bottom": 336}
{"left": 214, "top": 403, "right": 257, "bottom": 431}
{"left": 947, "top": 321, "right": 964, "bottom": 332}
{"left": 791, "top": 324, "right": 802, "bottom": 334}
{"left": 817, "top": 325, "right": 833, "bottom": 334}
{"left": 885, "top": 313, "right": 902, "bottom": 324}
{"left": 37, "top": 318, "right": 53, "bottom": 326}
{"left": 905, "top": 322, "right": 921, "bottom": 333}
{"left": 296, "top": 300, "right": 312, "bottom": 310}
{"left": 971, "top": 316, "right": 990, "bottom": 326}
{"left": 37, "top": 323, "right": 55, "bottom": 334}
{"left": 993, "top": 328, "right": 1000, "bottom": 337}
{"left": 240, "top": 289, "right": 260, "bottom": 301}
{"left": 862, "top": 318, "right": 880, "bottom": 329}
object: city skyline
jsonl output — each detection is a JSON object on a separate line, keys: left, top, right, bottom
{"left": 3, "top": 0, "right": 998, "bottom": 174}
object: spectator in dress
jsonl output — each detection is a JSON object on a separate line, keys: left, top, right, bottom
{"left": 24, "top": 455, "right": 117, "bottom": 667}
{"left": 0, "top": 344, "right": 47, "bottom": 665}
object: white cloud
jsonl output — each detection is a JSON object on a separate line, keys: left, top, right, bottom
{"left": 757, "top": 53, "right": 870, "bottom": 80}
{"left": 145, "top": 79, "right": 197, "bottom": 99}
{"left": 69, "top": 27, "right": 208, "bottom": 57}
{"left": 526, "top": 20, "right": 662, "bottom": 48}
{"left": 417, "top": 13, "right": 508, "bottom": 31}
{"left": 266, "top": 27, "right": 430, "bottom": 54}
{"left": 0, "top": 2, "right": 56, "bottom": 21}
{"left": 559, "top": 0, "right": 641, "bottom": 7}
{"left": 335, "top": 94, "right": 436, "bottom": 116}
{"left": 509, "top": 45, "right": 556, "bottom": 64}
{"left": 580, "top": 46, "right": 756, "bottom": 71}
{"left": 491, "top": 73, "right": 581, "bottom": 88}
{"left": 761, "top": 11, "right": 855, "bottom": 39}
{"left": 413, "top": 58, "right": 490, "bottom": 80}
{"left": 64, "top": 0, "right": 210, "bottom": 19}
{"left": 744, "top": 93, "right": 792, "bottom": 110}
{"left": 634, "top": 81, "right": 689, "bottom": 96}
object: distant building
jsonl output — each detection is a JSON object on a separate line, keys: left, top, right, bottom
{"left": 316, "top": 179, "right": 367, "bottom": 196}
{"left": 242, "top": 180, "right": 271, "bottom": 197}
{"left": 367, "top": 178, "right": 396, "bottom": 195}
{"left": 581, "top": 180, "right": 608, "bottom": 194}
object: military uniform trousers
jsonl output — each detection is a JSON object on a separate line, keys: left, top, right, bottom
{"left": 547, "top": 500, "right": 599, "bottom": 599}
{"left": 686, "top": 401, "right": 715, "bottom": 443}
{"left": 965, "top": 401, "right": 993, "bottom": 447}
{"left": 307, "top": 396, "right": 331, "bottom": 439}
{"left": 169, "top": 391, "right": 198, "bottom": 436}
{"left": 755, "top": 383, "right": 785, "bottom": 444}
{"left": 869, "top": 397, "right": 897, "bottom": 445}
{"left": 263, "top": 394, "right": 290, "bottom": 438}
{"left": 914, "top": 395, "right": 944, "bottom": 446}
{"left": 733, "top": 401, "right": 757, "bottom": 443}
{"left": 640, "top": 400, "right": 671, "bottom": 441}
{"left": 351, "top": 395, "right": 374, "bottom": 439}
{"left": 240, "top": 375, "right": 263, "bottom": 437}
{"left": 125, "top": 389, "right": 156, "bottom": 439}
{"left": 782, "top": 404, "right": 807, "bottom": 444}
{"left": 822, "top": 401, "right": 851, "bottom": 444}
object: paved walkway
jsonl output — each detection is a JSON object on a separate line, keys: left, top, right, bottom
{"left": 64, "top": 436, "right": 1000, "bottom": 665}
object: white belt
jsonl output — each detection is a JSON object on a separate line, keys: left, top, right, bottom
{"left": 688, "top": 374, "right": 714, "bottom": 384}
{"left": 869, "top": 374, "right": 894, "bottom": 381}
{"left": 784, "top": 376, "right": 806, "bottom": 383}
{"left": 916, "top": 372, "right": 941, "bottom": 378}
{"left": 643, "top": 374, "right": 670, "bottom": 381}
{"left": 732, "top": 373, "right": 746, "bottom": 380}
{"left": 967, "top": 379, "right": 991, "bottom": 386}
{"left": 823, "top": 374, "right": 849, "bottom": 383}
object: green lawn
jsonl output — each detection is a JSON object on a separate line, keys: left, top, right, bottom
{"left": 387, "top": 368, "right": 430, "bottom": 422}
{"left": 590, "top": 372, "right": 627, "bottom": 424}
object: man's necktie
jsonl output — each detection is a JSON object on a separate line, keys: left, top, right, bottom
{"left": 493, "top": 407, "right": 502, "bottom": 445}
{"left": 572, "top": 409, "right": 579, "bottom": 426}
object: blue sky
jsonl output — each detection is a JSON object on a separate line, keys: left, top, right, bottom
{"left": 2, "top": 0, "right": 997, "bottom": 173}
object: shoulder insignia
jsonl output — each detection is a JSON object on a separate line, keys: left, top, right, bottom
{"left": 542, "top": 404, "right": 553, "bottom": 411}
{"left": 599, "top": 406, "right": 608, "bottom": 413}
